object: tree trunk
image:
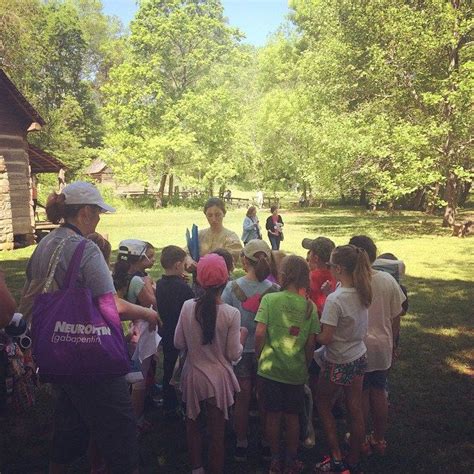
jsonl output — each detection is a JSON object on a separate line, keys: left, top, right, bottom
{"left": 442, "top": 172, "right": 459, "bottom": 227}
{"left": 158, "top": 174, "right": 167, "bottom": 196}
{"left": 168, "top": 174, "right": 174, "bottom": 198}
{"left": 413, "top": 188, "right": 426, "bottom": 210}
{"left": 426, "top": 183, "right": 440, "bottom": 215}
{"left": 360, "top": 189, "right": 367, "bottom": 206}
{"left": 218, "top": 184, "right": 225, "bottom": 199}
{"left": 440, "top": 0, "right": 462, "bottom": 226}
{"left": 459, "top": 180, "right": 471, "bottom": 206}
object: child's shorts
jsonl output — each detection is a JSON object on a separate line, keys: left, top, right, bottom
{"left": 258, "top": 376, "right": 304, "bottom": 414}
{"left": 363, "top": 369, "right": 389, "bottom": 390}
{"left": 234, "top": 353, "right": 258, "bottom": 379}
{"left": 308, "top": 359, "right": 321, "bottom": 376}
{"left": 322, "top": 354, "right": 367, "bottom": 386}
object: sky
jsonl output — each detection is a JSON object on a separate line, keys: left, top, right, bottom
{"left": 101, "top": 0, "right": 290, "bottom": 47}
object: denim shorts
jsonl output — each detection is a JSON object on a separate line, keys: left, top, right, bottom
{"left": 322, "top": 354, "right": 367, "bottom": 386}
{"left": 363, "top": 369, "right": 389, "bottom": 390}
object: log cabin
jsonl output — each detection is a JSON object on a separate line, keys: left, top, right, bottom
{"left": 0, "top": 69, "right": 64, "bottom": 249}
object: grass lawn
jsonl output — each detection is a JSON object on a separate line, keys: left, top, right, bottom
{"left": 0, "top": 204, "right": 473, "bottom": 473}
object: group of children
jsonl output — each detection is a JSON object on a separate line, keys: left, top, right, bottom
{"left": 89, "top": 230, "right": 406, "bottom": 474}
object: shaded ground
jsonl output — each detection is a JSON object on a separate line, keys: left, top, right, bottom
{"left": 1, "top": 205, "right": 473, "bottom": 473}
{"left": 1, "top": 275, "right": 472, "bottom": 473}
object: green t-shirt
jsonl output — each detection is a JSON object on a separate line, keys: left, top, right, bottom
{"left": 255, "top": 290, "right": 320, "bottom": 385}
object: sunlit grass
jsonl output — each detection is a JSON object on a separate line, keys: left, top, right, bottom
{"left": 0, "top": 204, "right": 473, "bottom": 473}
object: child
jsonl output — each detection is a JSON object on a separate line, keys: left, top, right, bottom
{"left": 314, "top": 245, "right": 372, "bottom": 473}
{"left": 174, "top": 254, "right": 247, "bottom": 474}
{"left": 155, "top": 245, "right": 195, "bottom": 417}
{"left": 211, "top": 248, "right": 234, "bottom": 274}
{"left": 222, "top": 239, "right": 277, "bottom": 462}
{"left": 267, "top": 250, "right": 286, "bottom": 284}
{"left": 302, "top": 237, "right": 337, "bottom": 315}
{"left": 112, "top": 239, "right": 159, "bottom": 430}
{"left": 348, "top": 237, "right": 406, "bottom": 456}
{"left": 255, "top": 255, "right": 320, "bottom": 474}
{"left": 302, "top": 237, "right": 339, "bottom": 414}
{"left": 86, "top": 232, "right": 112, "bottom": 266}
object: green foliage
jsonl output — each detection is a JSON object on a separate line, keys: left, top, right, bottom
{"left": 259, "top": 0, "right": 473, "bottom": 217}
{"left": 0, "top": 0, "right": 123, "bottom": 176}
{"left": 1, "top": 0, "right": 472, "bottom": 224}
{"left": 101, "top": 0, "right": 246, "bottom": 192}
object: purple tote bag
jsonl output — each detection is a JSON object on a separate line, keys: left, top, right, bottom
{"left": 31, "top": 239, "right": 130, "bottom": 383}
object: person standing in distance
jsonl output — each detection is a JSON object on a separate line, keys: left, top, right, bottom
{"left": 265, "top": 206, "right": 284, "bottom": 250}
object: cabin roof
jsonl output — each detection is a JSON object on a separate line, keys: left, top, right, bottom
{"left": 84, "top": 158, "right": 108, "bottom": 175}
{"left": 29, "top": 145, "right": 66, "bottom": 173}
{"left": 0, "top": 69, "right": 45, "bottom": 128}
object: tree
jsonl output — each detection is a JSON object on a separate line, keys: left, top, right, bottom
{"left": 102, "top": 0, "right": 245, "bottom": 194}
{"left": 1, "top": 0, "right": 122, "bottom": 176}
{"left": 288, "top": 0, "right": 473, "bottom": 219}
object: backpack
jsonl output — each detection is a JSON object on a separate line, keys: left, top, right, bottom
{"left": 0, "top": 334, "right": 37, "bottom": 415}
{"left": 231, "top": 281, "right": 279, "bottom": 314}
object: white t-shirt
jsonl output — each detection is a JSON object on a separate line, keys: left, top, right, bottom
{"left": 365, "top": 271, "right": 406, "bottom": 372}
{"left": 320, "top": 287, "right": 368, "bottom": 364}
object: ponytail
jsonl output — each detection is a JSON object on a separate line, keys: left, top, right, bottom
{"left": 112, "top": 254, "right": 139, "bottom": 295}
{"left": 246, "top": 253, "right": 271, "bottom": 282}
{"left": 254, "top": 256, "right": 271, "bottom": 282}
{"left": 332, "top": 245, "right": 372, "bottom": 307}
{"left": 46, "top": 192, "right": 66, "bottom": 223}
{"left": 353, "top": 247, "right": 372, "bottom": 307}
{"left": 46, "top": 192, "right": 84, "bottom": 224}
{"left": 195, "top": 285, "right": 225, "bottom": 345}
{"left": 112, "top": 259, "right": 132, "bottom": 294}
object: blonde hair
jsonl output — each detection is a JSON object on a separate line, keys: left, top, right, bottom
{"left": 332, "top": 245, "right": 372, "bottom": 307}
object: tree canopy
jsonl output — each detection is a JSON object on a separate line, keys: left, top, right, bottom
{"left": 0, "top": 0, "right": 472, "bottom": 223}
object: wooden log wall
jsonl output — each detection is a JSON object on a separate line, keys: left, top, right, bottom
{"left": 0, "top": 134, "right": 35, "bottom": 250}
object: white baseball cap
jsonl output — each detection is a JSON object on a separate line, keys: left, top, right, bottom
{"left": 62, "top": 181, "right": 115, "bottom": 213}
{"left": 118, "top": 239, "right": 148, "bottom": 257}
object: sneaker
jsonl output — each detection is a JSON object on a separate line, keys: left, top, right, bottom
{"left": 269, "top": 459, "right": 283, "bottom": 474}
{"left": 343, "top": 433, "right": 372, "bottom": 458}
{"left": 234, "top": 445, "right": 248, "bottom": 462}
{"left": 314, "top": 456, "right": 350, "bottom": 473}
{"left": 367, "top": 434, "right": 387, "bottom": 455}
{"left": 284, "top": 459, "right": 305, "bottom": 474}
{"left": 259, "top": 443, "right": 272, "bottom": 462}
{"left": 360, "top": 438, "right": 372, "bottom": 457}
{"left": 303, "top": 431, "right": 316, "bottom": 449}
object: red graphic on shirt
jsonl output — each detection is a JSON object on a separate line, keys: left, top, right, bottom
{"left": 289, "top": 326, "right": 300, "bottom": 337}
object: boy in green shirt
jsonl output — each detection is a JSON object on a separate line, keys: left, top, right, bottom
{"left": 255, "top": 255, "right": 320, "bottom": 474}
